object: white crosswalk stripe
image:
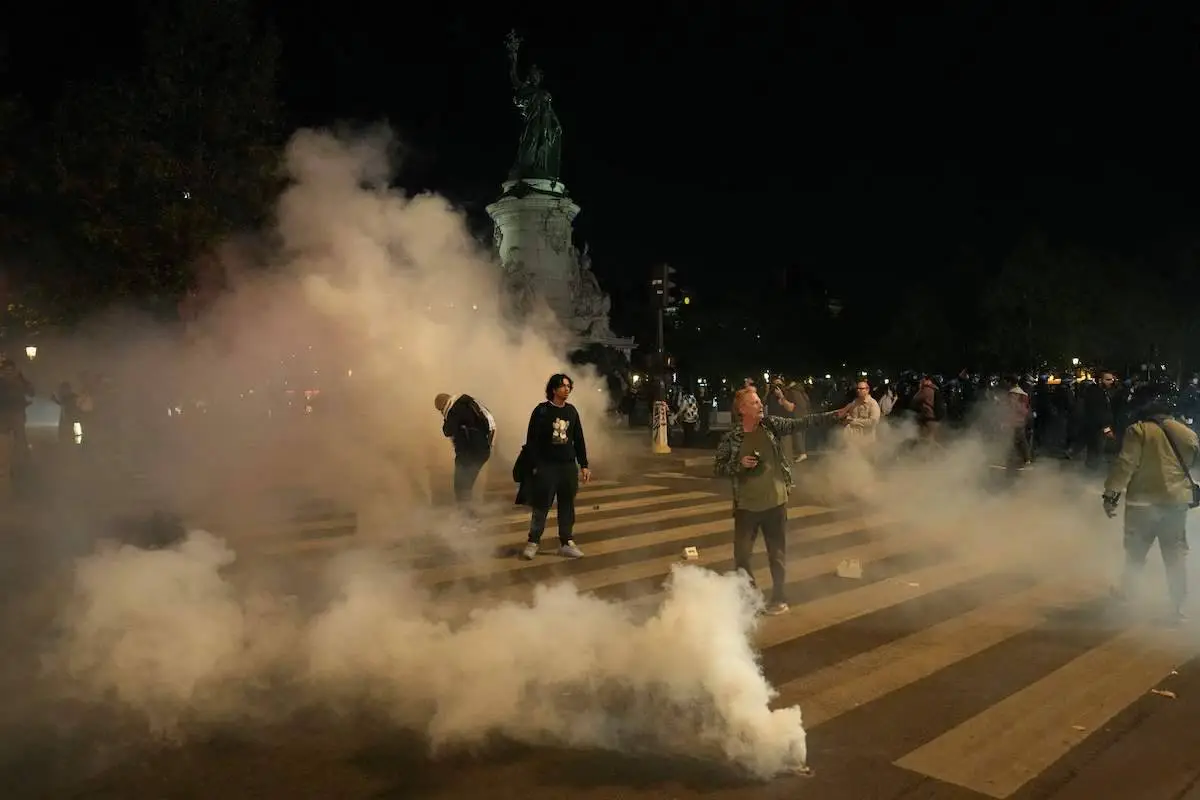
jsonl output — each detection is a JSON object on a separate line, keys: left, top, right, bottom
{"left": 191, "top": 476, "right": 1198, "bottom": 799}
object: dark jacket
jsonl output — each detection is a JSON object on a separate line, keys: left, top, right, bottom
{"left": 512, "top": 401, "right": 588, "bottom": 506}
{"left": 442, "top": 394, "right": 495, "bottom": 459}
{"left": 1081, "top": 382, "right": 1115, "bottom": 431}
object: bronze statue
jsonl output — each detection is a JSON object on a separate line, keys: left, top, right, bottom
{"left": 505, "top": 31, "right": 563, "bottom": 183}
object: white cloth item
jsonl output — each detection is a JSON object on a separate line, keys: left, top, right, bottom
{"left": 478, "top": 401, "right": 496, "bottom": 434}
{"left": 879, "top": 391, "right": 896, "bottom": 416}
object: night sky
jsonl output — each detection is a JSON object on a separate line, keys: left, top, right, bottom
{"left": 8, "top": 2, "right": 1200, "bottom": 339}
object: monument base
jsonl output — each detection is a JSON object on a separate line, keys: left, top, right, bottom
{"left": 487, "top": 178, "right": 633, "bottom": 361}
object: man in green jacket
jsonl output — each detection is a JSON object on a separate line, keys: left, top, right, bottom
{"left": 1103, "top": 386, "right": 1198, "bottom": 625}
{"left": 714, "top": 386, "right": 836, "bottom": 616}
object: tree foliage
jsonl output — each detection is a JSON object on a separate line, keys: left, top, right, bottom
{"left": 0, "top": 92, "right": 38, "bottom": 245}
{"left": 981, "top": 232, "right": 1197, "bottom": 373}
{"left": 50, "top": 0, "right": 283, "bottom": 308}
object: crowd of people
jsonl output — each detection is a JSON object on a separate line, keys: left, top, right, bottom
{"left": 659, "top": 367, "right": 1200, "bottom": 466}
{"left": 705, "top": 369, "right": 1198, "bottom": 625}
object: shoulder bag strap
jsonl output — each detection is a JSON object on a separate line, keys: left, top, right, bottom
{"left": 1149, "top": 419, "right": 1195, "bottom": 483}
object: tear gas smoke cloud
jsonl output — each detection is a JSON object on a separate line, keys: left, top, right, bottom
{"left": 49, "top": 535, "right": 807, "bottom": 778}
{"left": 29, "top": 129, "right": 1186, "bottom": 790}
{"left": 31, "top": 126, "right": 632, "bottom": 525}
{"left": 804, "top": 402, "right": 1190, "bottom": 627}
{"left": 15, "top": 127, "right": 807, "bottom": 782}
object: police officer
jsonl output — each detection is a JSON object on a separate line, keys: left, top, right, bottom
{"left": 1102, "top": 383, "right": 1197, "bottom": 625}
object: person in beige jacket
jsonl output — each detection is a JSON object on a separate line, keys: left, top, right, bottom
{"left": 1103, "top": 386, "right": 1198, "bottom": 625}
{"left": 834, "top": 379, "right": 881, "bottom": 445}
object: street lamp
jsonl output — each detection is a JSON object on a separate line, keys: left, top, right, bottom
{"left": 1071, "top": 357, "right": 1080, "bottom": 367}
{"left": 25, "top": 345, "right": 37, "bottom": 360}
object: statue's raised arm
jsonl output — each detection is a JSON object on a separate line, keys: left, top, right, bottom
{"left": 505, "top": 30, "right": 524, "bottom": 90}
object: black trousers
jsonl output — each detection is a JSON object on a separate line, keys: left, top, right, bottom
{"left": 453, "top": 452, "right": 489, "bottom": 505}
{"left": 527, "top": 461, "right": 579, "bottom": 545}
{"left": 680, "top": 422, "right": 697, "bottom": 447}
{"left": 1084, "top": 429, "right": 1109, "bottom": 470}
{"left": 733, "top": 504, "right": 788, "bottom": 604}
{"left": 1122, "top": 504, "right": 1189, "bottom": 610}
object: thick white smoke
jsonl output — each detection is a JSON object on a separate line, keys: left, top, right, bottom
{"left": 309, "top": 557, "right": 805, "bottom": 775}
{"left": 32, "top": 126, "right": 633, "bottom": 526}
{"left": 27, "top": 127, "right": 807, "bottom": 782}
{"left": 804, "top": 402, "right": 1147, "bottom": 611}
{"left": 48, "top": 532, "right": 806, "bottom": 778}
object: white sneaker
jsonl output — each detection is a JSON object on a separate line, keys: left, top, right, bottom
{"left": 519, "top": 542, "right": 539, "bottom": 560}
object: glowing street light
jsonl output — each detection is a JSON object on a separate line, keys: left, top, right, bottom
{"left": 1071, "top": 357, "right": 1080, "bottom": 366}
{"left": 25, "top": 345, "right": 37, "bottom": 360}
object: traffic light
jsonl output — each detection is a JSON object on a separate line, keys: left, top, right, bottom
{"left": 650, "top": 264, "right": 680, "bottom": 309}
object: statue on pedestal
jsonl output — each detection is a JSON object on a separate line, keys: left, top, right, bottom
{"left": 569, "top": 243, "right": 614, "bottom": 339}
{"left": 505, "top": 30, "right": 563, "bottom": 183}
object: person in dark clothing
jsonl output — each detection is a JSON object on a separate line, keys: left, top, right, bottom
{"left": 519, "top": 373, "right": 591, "bottom": 560}
{"left": 53, "top": 381, "right": 82, "bottom": 446}
{"left": 435, "top": 392, "right": 496, "bottom": 511}
{"left": 1079, "top": 371, "right": 1118, "bottom": 469}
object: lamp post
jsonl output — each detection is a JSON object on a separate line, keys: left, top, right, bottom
{"left": 25, "top": 345, "right": 37, "bottom": 360}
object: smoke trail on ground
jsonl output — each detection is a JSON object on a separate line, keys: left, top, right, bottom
{"left": 45, "top": 534, "right": 805, "bottom": 779}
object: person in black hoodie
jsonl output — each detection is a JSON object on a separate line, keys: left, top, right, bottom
{"left": 435, "top": 392, "right": 496, "bottom": 511}
{"left": 518, "top": 373, "right": 590, "bottom": 560}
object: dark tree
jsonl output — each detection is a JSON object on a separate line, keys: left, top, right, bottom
{"left": 0, "top": 67, "right": 44, "bottom": 250}
{"left": 51, "top": 0, "right": 283, "bottom": 310}
{"left": 983, "top": 234, "right": 1106, "bottom": 368}
{"left": 882, "top": 287, "right": 959, "bottom": 371}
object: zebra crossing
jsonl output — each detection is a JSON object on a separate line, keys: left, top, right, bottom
{"left": 200, "top": 475, "right": 1197, "bottom": 799}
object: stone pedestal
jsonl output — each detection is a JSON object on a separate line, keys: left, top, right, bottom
{"left": 486, "top": 179, "right": 635, "bottom": 360}
{"left": 487, "top": 179, "right": 578, "bottom": 327}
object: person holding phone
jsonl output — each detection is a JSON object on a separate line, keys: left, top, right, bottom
{"left": 714, "top": 387, "right": 836, "bottom": 615}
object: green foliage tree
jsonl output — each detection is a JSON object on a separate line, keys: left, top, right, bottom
{"left": 0, "top": 299, "right": 54, "bottom": 341}
{"left": 51, "top": 0, "right": 283, "bottom": 309}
